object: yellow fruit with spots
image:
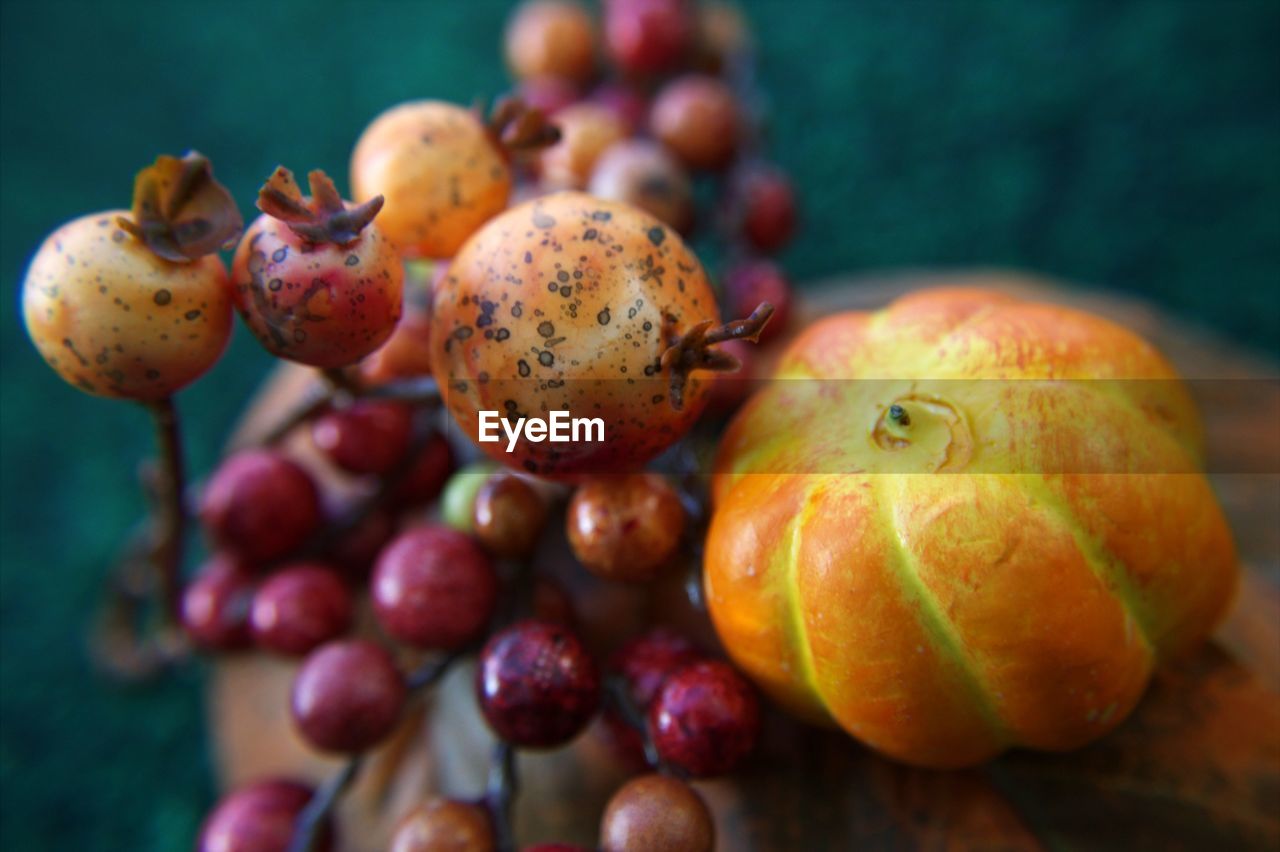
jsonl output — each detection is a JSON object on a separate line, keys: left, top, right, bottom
{"left": 351, "top": 101, "right": 513, "bottom": 260}
{"left": 22, "top": 211, "right": 233, "bottom": 400}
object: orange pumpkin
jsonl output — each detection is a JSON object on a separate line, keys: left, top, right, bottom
{"left": 705, "top": 288, "right": 1238, "bottom": 768}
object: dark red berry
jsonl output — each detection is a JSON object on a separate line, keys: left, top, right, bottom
{"left": 737, "top": 166, "right": 796, "bottom": 253}
{"left": 725, "top": 260, "right": 791, "bottom": 343}
{"left": 611, "top": 629, "right": 702, "bottom": 710}
{"left": 392, "top": 433, "right": 455, "bottom": 507}
{"left": 476, "top": 620, "right": 601, "bottom": 748}
{"left": 291, "top": 639, "right": 405, "bottom": 753}
{"left": 604, "top": 0, "right": 694, "bottom": 75}
{"left": 524, "top": 845, "right": 592, "bottom": 852}
{"left": 201, "top": 449, "right": 321, "bottom": 565}
{"left": 197, "top": 778, "right": 331, "bottom": 852}
{"left": 372, "top": 526, "right": 497, "bottom": 649}
{"left": 602, "top": 628, "right": 702, "bottom": 766}
{"left": 250, "top": 563, "right": 353, "bottom": 656}
{"left": 311, "top": 400, "right": 415, "bottom": 476}
{"left": 649, "top": 660, "right": 759, "bottom": 777}
{"left": 182, "top": 554, "right": 255, "bottom": 651}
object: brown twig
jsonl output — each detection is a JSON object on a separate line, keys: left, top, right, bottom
{"left": 660, "top": 302, "right": 774, "bottom": 410}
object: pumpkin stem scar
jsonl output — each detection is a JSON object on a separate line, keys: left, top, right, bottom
{"left": 660, "top": 301, "right": 775, "bottom": 411}
{"left": 257, "top": 166, "right": 383, "bottom": 247}
{"left": 117, "top": 151, "right": 243, "bottom": 262}
{"left": 481, "top": 95, "right": 561, "bottom": 159}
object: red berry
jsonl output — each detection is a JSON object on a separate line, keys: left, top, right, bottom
{"left": 525, "top": 845, "right": 592, "bottom": 852}
{"left": 250, "top": 563, "right": 353, "bottom": 656}
{"left": 649, "top": 660, "right": 760, "bottom": 777}
{"left": 650, "top": 75, "right": 740, "bottom": 171}
{"left": 602, "top": 628, "right": 702, "bottom": 765}
{"left": 392, "top": 433, "right": 455, "bottom": 507}
{"left": 476, "top": 620, "right": 601, "bottom": 748}
{"left": 291, "top": 639, "right": 405, "bottom": 753}
{"left": 737, "top": 166, "right": 796, "bottom": 253}
{"left": 372, "top": 526, "right": 497, "bottom": 649}
{"left": 604, "top": 0, "right": 694, "bottom": 75}
{"left": 182, "top": 554, "right": 255, "bottom": 651}
{"left": 724, "top": 260, "right": 791, "bottom": 343}
{"left": 311, "top": 399, "right": 415, "bottom": 475}
{"left": 197, "top": 778, "right": 330, "bottom": 852}
{"left": 201, "top": 449, "right": 321, "bottom": 565}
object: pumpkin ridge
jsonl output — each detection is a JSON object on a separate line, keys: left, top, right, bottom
{"left": 1025, "top": 474, "right": 1159, "bottom": 660}
{"left": 873, "top": 475, "right": 1010, "bottom": 747}
{"left": 783, "top": 475, "right": 827, "bottom": 708}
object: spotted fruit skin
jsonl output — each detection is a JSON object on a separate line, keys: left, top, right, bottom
{"left": 351, "top": 101, "right": 512, "bottom": 259}
{"left": 229, "top": 212, "right": 403, "bottom": 368}
{"left": 22, "top": 211, "right": 232, "bottom": 400}
{"left": 430, "top": 192, "right": 718, "bottom": 478}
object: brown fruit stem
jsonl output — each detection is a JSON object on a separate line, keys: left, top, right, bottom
{"left": 91, "top": 397, "right": 191, "bottom": 680}
{"left": 117, "top": 151, "right": 243, "bottom": 262}
{"left": 257, "top": 166, "right": 383, "bottom": 246}
{"left": 660, "top": 301, "right": 775, "bottom": 411}
{"left": 482, "top": 95, "right": 562, "bottom": 157}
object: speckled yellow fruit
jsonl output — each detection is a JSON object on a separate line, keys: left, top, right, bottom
{"left": 706, "top": 288, "right": 1239, "bottom": 768}
{"left": 23, "top": 211, "right": 232, "bottom": 400}
{"left": 430, "top": 192, "right": 717, "bottom": 478}
{"left": 351, "top": 101, "right": 512, "bottom": 260}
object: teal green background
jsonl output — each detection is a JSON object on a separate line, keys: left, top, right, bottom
{"left": 1, "top": 1, "right": 1277, "bottom": 849}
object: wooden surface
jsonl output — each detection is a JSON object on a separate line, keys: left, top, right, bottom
{"left": 212, "top": 270, "right": 1280, "bottom": 851}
